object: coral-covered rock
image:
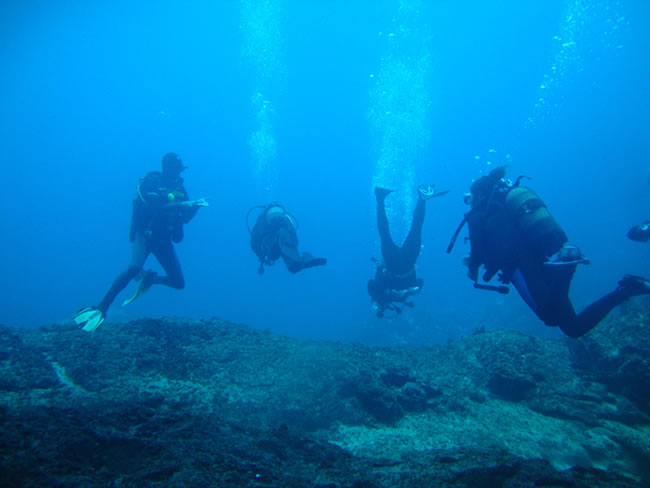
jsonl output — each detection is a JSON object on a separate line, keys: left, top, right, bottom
{"left": 0, "top": 310, "right": 649, "bottom": 487}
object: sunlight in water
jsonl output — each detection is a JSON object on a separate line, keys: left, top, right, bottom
{"left": 369, "top": 0, "right": 432, "bottom": 240}
{"left": 526, "top": 0, "right": 628, "bottom": 128}
{"left": 240, "top": 0, "right": 287, "bottom": 197}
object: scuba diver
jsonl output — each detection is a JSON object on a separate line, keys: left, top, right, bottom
{"left": 447, "top": 166, "right": 650, "bottom": 338}
{"left": 627, "top": 220, "right": 650, "bottom": 242}
{"left": 248, "top": 203, "right": 327, "bottom": 275}
{"left": 73, "top": 152, "right": 209, "bottom": 331}
{"left": 368, "top": 184, "right": 449, "bottom": 318}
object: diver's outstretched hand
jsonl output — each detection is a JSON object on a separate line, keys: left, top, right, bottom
{"left": 418, "top": 184, "right": 450, "bottom": 201}
{"left": 168, "top": 197, "right": 210, "bottom": 209}
{"left": 184, "top": 197, "right": 210, "bottom": 207}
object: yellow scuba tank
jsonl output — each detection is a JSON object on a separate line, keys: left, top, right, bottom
{"left": 265, "top": 204, "right": 297, "bottom": 228}
{"left": 505, "top": 186, "right": 567, "bottom": 256}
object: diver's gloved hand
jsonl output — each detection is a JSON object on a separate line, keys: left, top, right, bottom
{"left": 483, "top": 269, "right": 498, "bottom": 282}
{"left": 417, "top": 184, "right": 450, "bottom": 201}
{"left": 467, "top": 267, "right": 478, "bottom": 282}
{"left": 405, "top": 286, "right": 421, "bottom": 297}
{"left": 372, "top": 301, "right": 384, "bottom": 318}
{"left": 463, "top": 256, "right": 478, "bottom": 281}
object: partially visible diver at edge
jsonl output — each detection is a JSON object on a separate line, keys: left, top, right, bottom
{"left": 73, "top": 152, "right": 209, "bottom": 332}
{"left": 627, "top": 219, "right": 650, "bottom": 242}
{"left": 627, "top": 174, "right": 650, "bottom": 242}
{"left": 368, "top": 183, "right": 449, "bottom": 318}
{"left": 447, "top": 166, "right": 650, "bottom": 338}
{"left": 248, "top": 203, "right": 327, "bottom": 275}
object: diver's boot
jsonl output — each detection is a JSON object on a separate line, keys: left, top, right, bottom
{"left": 301, "top": 252, "right": 327, "bottom": 270}
{"left": 616, "top": 274, "right": 650, "bottom": 298}
{"left": 374, "top": 187, "right": 393, "bottom": 203}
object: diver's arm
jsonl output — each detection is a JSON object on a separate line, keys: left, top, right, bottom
{"left": 466, "top": 215, "right": 488, "bottom": 280}
{"left": 165, "top": 187, "right": 208, "bottom": 222}
{"left": 387, "top": 286, "right": 421, "bottom": 301}
{"left": 467, "top": 238, "right": 485, "bottom": 281}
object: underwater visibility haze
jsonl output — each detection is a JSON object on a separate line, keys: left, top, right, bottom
{"left": 4, "top": 2, "right": 650, "bottom": 487}
{"left": 1, "top": 0, "right": 649, "bottom": 344}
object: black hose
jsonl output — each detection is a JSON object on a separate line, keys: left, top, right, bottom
{"left": 473, "top": 282, "right": 509, "bottom": 294}
{"left": 245, "top": 205, "right": 266, "bottom": 234}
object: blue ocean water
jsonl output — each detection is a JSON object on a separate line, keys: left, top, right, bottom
{"left": 1, "top": 0, "right": 648, "bottom": 345}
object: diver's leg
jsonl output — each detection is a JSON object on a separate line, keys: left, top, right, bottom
{"left": 401, "top": 198, "right": 426, "bottom": 269}
{"left": 151, "top": 238, "right": 185, "bottom": 289}
{"left": 562, "top": 276, "right": 650, "bottom": 337}
{"left": 376, "top": 189, "right": 400, "bottom": 267}
{"left": 96, "top": 234, "right": 148, "bottom": 314}
{"left": 523, "top": 263, "right": 623, "bottom": 338}
{"left": 511, "top": 268, "right": 542, "bottom": 313}
{"left": 278, "top": 227, "right": 304, "bottom": 273}
{"left": 507, "top": 262, "right": 644, "bottom": 338}
{"left": 531, "top": 263, "right": 630, "bottom": 338}
{"left": 276, "top": 226, "right": 327, "bottom": 273}
{"left": 512, "top": 263, "right": 578, "bottom": 328}
{"left": 560, "top": 291, "right": 627, "bottom": 338}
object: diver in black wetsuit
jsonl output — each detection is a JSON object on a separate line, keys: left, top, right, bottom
{"left": 368, "top": 184, "right": 448, "bottom": 318}
{"left": 249, "top": 203, "right": 327, "bottom": 275}
{"left": 73, "top": 153, "right": 208, "bottom": 331}
{"left": 627, "top": 220, "right": 650, "bottom": 242}
{"left": 448, "top": 166, "right": 650, "bottom": 338}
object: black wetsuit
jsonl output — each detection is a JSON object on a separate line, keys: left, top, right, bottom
{"left": 467, "top": 184, "right": 635, "bottom": 338}
{"left": 250, "top": 204, "right": 326, "bottom": 274}
{"left": 368, "top": 194, "right": 425, "bottom": 317}
{"left": 97, "top": 171, "right": 198, "bottom": 314}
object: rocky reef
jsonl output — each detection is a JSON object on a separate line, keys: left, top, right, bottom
{"left": 1, "top": 298, "right": 650, "bottom": 487}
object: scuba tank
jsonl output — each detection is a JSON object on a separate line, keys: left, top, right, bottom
{"left": 447, "top": 170, "right": 567, "bottom": 292}
{"left": 246, "top": 203, "right": 299, "bottom": 234}
{"left": 246, "top": 203, "right": 300, "bottom": 275}
{"left": 504, "top": 186, "right": 567, "bottom": 259}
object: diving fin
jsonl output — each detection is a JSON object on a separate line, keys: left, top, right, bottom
{"left": 301, "top": 252, "right": 327, "bottom": 270}
{"left": 73, "top": 307, "right": 105, "bottom": 332}
{"left": 122, "top": 270, "right": 157, "bottom": 306}
{"left": 374, "top": 187, "right": 394, "bottom": 202}
{"left": 617, "top": 274, "right": 650, "bottom": 296}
